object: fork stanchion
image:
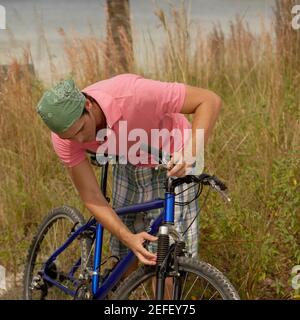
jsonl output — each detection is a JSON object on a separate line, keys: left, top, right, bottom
{"left": 155, "top": 226, "right": 169, "bottom": 300}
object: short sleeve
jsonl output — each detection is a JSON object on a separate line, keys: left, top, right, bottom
{"left": 51, "top": 132, "right": 86, "bottom": 168}
{"left": 133, "top": 77, "right": 186, "bottom": 118}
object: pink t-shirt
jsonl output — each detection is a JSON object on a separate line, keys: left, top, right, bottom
{"left": 51, "top": 74, "right": 191, "bottom": 168}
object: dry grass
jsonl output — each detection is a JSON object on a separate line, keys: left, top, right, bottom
{"left": 0, "top": 0, "right": 299, "bottom": 299}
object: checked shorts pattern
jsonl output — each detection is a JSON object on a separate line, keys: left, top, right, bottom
{"left": 110, "top": 163, "right": 200, "bottom": 259}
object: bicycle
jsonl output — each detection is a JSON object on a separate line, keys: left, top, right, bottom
{"left": 23, "top": 146, "right": 240, "bottom": 300}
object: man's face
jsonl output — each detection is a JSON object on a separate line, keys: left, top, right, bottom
{"left": 58, "top": 99, "right": 97, "bottom": 143}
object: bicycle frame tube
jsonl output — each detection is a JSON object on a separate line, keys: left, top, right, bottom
{"left": 44, "top": 218, "right": 95, "bottom": 270}
{"left": 164, "top": 193, "right": 175, "bottom": 224}
{"left": 41, "top": 198, "right": 166, "bottom": 299}
{"left": 93, "top": 209, "right": 166, "bottom": 299}
{"left": 92, "top": 224, "right": 104, "bottom": 294}
{"left": 117, "top": 199, "right": 164, "bottom": 215}
{"left": 42, "top": 218, "right": 96, "bottom": 297}
{"left": 92, "top": 199, "right": 166, "bottom": 298}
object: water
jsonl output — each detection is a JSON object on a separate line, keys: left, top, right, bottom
{"left": 0, "top": 0, "right": 276, "bottom": 80}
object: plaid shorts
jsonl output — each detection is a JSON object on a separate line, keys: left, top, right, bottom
{"left": 110, "top": 163, "right": 200, "bottom": 259}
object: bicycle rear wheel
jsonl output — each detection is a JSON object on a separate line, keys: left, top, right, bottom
{"left": 112, "top": 257, "right": 240, "bottom": 300}
{"left": 23, "top": 206, "right": 92, "bottom": 300}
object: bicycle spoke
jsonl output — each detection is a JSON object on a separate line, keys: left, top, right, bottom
{"left": 141, "top": 283, "right": 150, "bottom": 300}
{"left": 180, "top": 272, "right": 188, "bottom": 300}
{"left": 183, "top": 275, "right": 199, "bottom": 300}
{"left": 209, "top": 291, "right": 218, "bottom": 300}
{"left": 200, "top": 282, "right": 209, "bottom": 300}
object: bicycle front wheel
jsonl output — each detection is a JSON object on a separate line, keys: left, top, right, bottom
{"left": 112, "top": 257, "right": 240, "bottom": 300}
{"left": 23, "top": 206, "right": 92, "bottom": 300}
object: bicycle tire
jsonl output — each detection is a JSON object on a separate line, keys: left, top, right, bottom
{"left": 112, "top": 257, "right": 240, "bottom": 300}
{"left": 23, "top": 205, "right": 92, "bottom": 300}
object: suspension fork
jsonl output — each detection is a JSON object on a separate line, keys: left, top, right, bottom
{"left": 155, "top": 224, "right": 187, "bottom": 300}
{"left": 155, "top": 225, "right": 169, "bottom": 299}
{"left": 172, "top": 240, "right": 186, "bottom": 299}
{"left": 155, "top": 184, "right": 175, "bottom": 299}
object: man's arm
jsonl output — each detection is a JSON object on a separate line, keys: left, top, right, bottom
{"left": 181, "top": 85, "right": 222, "bottom": 146}
{"left": 168, "top": 85, "right": 222, "bottom": 177}
{"left": 67, "top": 159, "right": 157, "bottom": 265}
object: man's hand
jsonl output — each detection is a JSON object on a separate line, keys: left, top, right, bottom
{"left": 67, "top": 159, "right": 158, "bottom": 266}
{"left": 167, "top": 149, "right": 195, "bottom": 177}
{"left": 123, "top": 232, "right": 158, "bottom": 265}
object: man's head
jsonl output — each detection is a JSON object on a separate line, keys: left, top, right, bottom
{"left": 37, "top": 79, "right": 101, "bottom": 143}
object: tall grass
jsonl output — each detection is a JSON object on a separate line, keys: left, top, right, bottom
{"left": 0, "top": 0, "right": 299, "bottom": 299}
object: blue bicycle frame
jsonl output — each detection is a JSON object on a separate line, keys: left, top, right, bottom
{"left": 41, "top": 161, "right": 176, "bottom": 300}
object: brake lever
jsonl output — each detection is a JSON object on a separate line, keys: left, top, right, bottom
{"left": 208, "top": 179, "right": 231, "bottom": 203}
{"left": 217, "top": 187, "right": 232, "bottom": 203}
{"left": 156, "top": 152, "right": 169, "bottom": 169}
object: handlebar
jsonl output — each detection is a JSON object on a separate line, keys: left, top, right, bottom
{"left": 87, "top": 144, "right": 231, "bottom": 203}
{"left": 139, "top": 143, "right": 231, "bottom": 203}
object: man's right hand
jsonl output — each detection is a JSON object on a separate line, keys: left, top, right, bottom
{"left": 67, "top": 159, "right": 158, "bottom": 266}
{"left": 123, "top": 232, "right": 158, "bottom": 265}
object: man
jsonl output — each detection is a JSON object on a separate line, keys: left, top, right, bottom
{"left": 37, "top": 73, "right": 221, "bottom": 268}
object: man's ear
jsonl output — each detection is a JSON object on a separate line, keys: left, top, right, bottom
{"left": 85, "top": 98, "right": 92, "bottom": 111}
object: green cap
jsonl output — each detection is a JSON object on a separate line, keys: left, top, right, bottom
{"left": 36, "top": 79, "right": 86, "bottom": 133}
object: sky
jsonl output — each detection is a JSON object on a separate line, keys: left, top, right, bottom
{"left": 0, "top": 0, "right": 277, "bottom": 79}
